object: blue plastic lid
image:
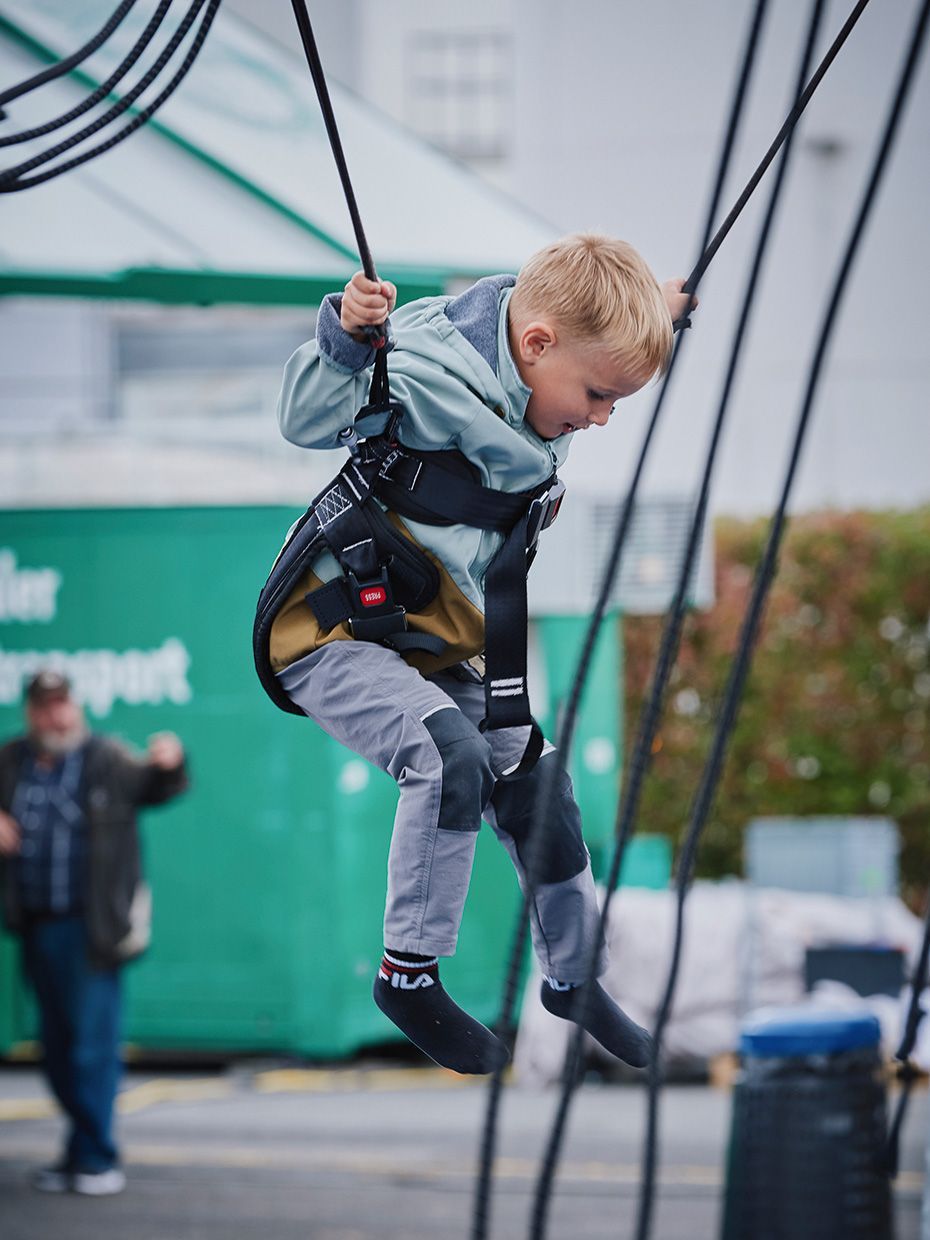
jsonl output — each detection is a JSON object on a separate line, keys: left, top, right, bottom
{"left": 740, "top": 1008, "right": 882, "bottom": 1057}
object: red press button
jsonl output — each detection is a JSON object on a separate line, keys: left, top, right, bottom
{"left": 359, "top": 586, "right": 387, "bottom": 608}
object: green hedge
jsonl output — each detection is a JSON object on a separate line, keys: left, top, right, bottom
{"left": 624, "top": 508, "right": 930, "bottom": 906}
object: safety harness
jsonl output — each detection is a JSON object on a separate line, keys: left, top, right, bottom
{"left": 253, "top": 347, "right": 565, "bottom": 779}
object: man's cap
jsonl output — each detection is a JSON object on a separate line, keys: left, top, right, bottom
{"left": 24, "top": 670, "right": 72, "bottom": 704}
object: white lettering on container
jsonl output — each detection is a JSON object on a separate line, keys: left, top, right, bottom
{"left": 0, "top": 550, "right": 62, "bottom": 624}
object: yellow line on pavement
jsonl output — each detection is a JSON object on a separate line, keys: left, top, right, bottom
{"left": 122, "top": 1141, "right": 719, "bottom": 1184}
{"left": 114, "top": 1144, "right": 926, "bottom": 1193}
{"left": 254, "top": 1066, "right": 478, "bottom": 1094}
{"left": 0, "top": 1065, "right": 477, "bottom": 1123}
{"left": 3, "top": 1133, "right": 924, "bottom": 1195}
{"left": 117, "top": 1078, "right": 233, "bottom": 1114}
{"left": 0, "top": 1097, "right": 56, "bottom": 1121}
{"left": 0, "top": 1078, "right": 233, "bottom": 1123}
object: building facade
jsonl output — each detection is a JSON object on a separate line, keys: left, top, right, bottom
{"left": 227, "top": 0, "right": 930, "bottom": 516}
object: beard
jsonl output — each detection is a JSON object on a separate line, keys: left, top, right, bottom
{"left": 31, "top": 723, "right": 88, "bottom": 757}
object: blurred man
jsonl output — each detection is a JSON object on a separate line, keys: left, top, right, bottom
{"left": 0, "top": 670, "right": 188, "bottom": 1195}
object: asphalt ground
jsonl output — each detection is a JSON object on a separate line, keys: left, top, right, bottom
{"left": 0, "top": 1060, "right": 926, "bottom": 1240}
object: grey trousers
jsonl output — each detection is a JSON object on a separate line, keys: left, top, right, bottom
{"left": 278, "top": 642, "right": 607, "bottom": 981}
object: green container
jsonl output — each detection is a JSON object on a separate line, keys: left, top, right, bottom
{"left": 0, "top": 508, "right": 624, "bottom": 1058}
{"left": 618, "top": 834, "right": 672, "bottom": 890}
{"left": 536, "top": 613, "right": 623, "bottom": 881}
{"left": 536, "top": 617, "right": 671, "bottom": 890}
{"left": 0, "top": 931, "right": 26, "bottom": 1051}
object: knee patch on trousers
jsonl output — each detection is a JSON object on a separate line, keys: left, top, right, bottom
{"left": 491, "top": 754, "right": 588, "bottom": 883}
{"left": 422, "top": 708, "right": 494, "bottom": 831}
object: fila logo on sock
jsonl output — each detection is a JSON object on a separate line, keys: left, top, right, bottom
{"left": 379, "top": 966, "right": 435, "bottom": 989}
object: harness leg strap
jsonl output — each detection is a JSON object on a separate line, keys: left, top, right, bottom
{"left": 480, "top": 505, "right": 545, "bottom": 781}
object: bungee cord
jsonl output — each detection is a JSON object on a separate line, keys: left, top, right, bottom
{"left": 529, "top": 0, "right": 829, "bottom": 1232}
{"left": 472, "top": 1, "right": 773, "bottom": 1234}
{"left": 289, "top": 0, "right": 378, "bottom": 285}
{"left": 0, "top": 0, "right": 138, "bottom": 112}
{"left": 886, "top": 894, "right": 930, "bottom": 1175}
{"left": 528, "top": 2, "right": 930, "bottom": 1234}
{"left": 0, "top": 0, "right": 220, "bottom": 190}
{"left": 472, "top": 0, "right": 880, "bottom": 1232}
{"left": 0, "top": 0, "right": 173, "bottom": 149}
{"left": 3, "top": 0, "right": 920, "bottom": 1232}
{"left": 627, "top": 0, "right": 828, "bottom": 1232}
{"left": 633, "top": 2, "right": 928, "bottom": 1234}
{"left": 684, "top": 0, "right": 871, "bottom": 296}
{"left": 272, "top": 8, "right": 861, "bottom": 1236}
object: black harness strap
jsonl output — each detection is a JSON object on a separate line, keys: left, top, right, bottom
{"left": 304, "top": 452, "right": 442, "bottom": 652}
{"left": 375, "top": 450, "right": 535, "bottom": 531}
{"left": 285, "top": 0, "right": 561, "bottom": 774}
{"left": 251, "top": 226, "right": 563, "bottom": 779}
{"left": 479, "top": 502, "right": 545, "bottom": 778}
{"left": 292, "top": 430, "right": 563, "bottom": 776}
{"left": 253, "top": 516, "right": 327, "bottom": 716}
{"left": 369, "top": 439, "right": 562, "bottom": 759}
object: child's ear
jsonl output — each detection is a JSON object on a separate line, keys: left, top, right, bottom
{"left": 519, "top": 321, "right": 557, "bottom": 362}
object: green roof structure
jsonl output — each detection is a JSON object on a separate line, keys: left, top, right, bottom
{"left": 0, "top": 1, "right": 556, "bottom": 306}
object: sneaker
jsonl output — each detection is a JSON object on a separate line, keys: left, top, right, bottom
{"left": 32, "top": 1165, "right": 71, "bottom": 1193}
{"left": 71, "top": 1167, "right": 126, "bottom": 1196}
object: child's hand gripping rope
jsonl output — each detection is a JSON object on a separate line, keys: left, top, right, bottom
{"left": 340, "top": 271, "right": 397, "bottom": 342}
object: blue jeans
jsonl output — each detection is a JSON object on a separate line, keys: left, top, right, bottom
{"left": 21, "top": 916, "right": 122, "bottom": 1172}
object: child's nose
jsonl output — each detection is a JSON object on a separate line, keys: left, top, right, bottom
{"left": 589, "top": 407, "right": 611, "bottom": 427}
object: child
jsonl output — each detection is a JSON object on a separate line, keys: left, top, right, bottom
{"left": 269, "top": 234, "right": 691, "bottom": 1074}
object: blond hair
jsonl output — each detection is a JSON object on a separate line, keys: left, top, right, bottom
{"left": 510, "top": 233, "right": 673, "bottom": 376}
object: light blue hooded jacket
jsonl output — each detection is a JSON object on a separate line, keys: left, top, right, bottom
{"left": 271, "top": 276, "right": 572, "bottom": 672}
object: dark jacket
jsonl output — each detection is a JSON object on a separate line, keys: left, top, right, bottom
{"left": 0, "top": 734, "right": 188, "bottom": 966}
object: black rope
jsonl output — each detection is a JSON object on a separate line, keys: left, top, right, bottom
{"left": 638, "top": 1, "right": 928, "bottom": 1234}
{"left": 288, "top": 0, "right": 387, "bottom": 355}
{"left": 526, "top": 0, "right": 797, "bottom": 1229}
{"left": 885, "top": 894, "right": 930, "bottom": 1175}
{"left": 478, "top": 0, "right": 879, "bottom": 1231}
{"left": 684, "top": 0, "right": 871, "bottom": 295}
{"left": 470, "top": 332, "right": 685, "bottom": 1240}
{"left": 470, "top": 3, "right": 772, "bottom": 1236}
{"left": 289, "top": 0, "right": 377, "bottom": 283}
{"left": 0, "top": 0, "right": 172, "bottom": 149}
{"left": 0, "top": 0, "right": 214, "bottom": 190}
{"left": 0, "top": 0, "right": 138, "bottom": 112}
{"left": 626, "top": 1, "right": 828, "bottom": 1233}
{"left": 527, "top": 0, "right": 881, "bottom": 1232}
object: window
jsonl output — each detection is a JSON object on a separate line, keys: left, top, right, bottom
{"left": 406, "top": 30, "right": 511, "bottom": 161}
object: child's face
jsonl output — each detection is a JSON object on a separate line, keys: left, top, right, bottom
{"left": 515, "top": 326, "right": 652, "bottom": 441}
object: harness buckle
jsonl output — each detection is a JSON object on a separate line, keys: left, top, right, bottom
{"left": 527, "top": 478, "right": 566, "bottom": 547}
{"left": 346, "top": 566, "right": 408, "bottom": 643}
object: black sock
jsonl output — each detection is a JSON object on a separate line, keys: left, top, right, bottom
{"left": 374, "top": 950, "right": 509, "bottom": 1076}
{"left": 377, "top": 951, "right": 440, "bottom": 987}
{"left": 540, "top": 976, "right": 652, "bottom": 1069}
